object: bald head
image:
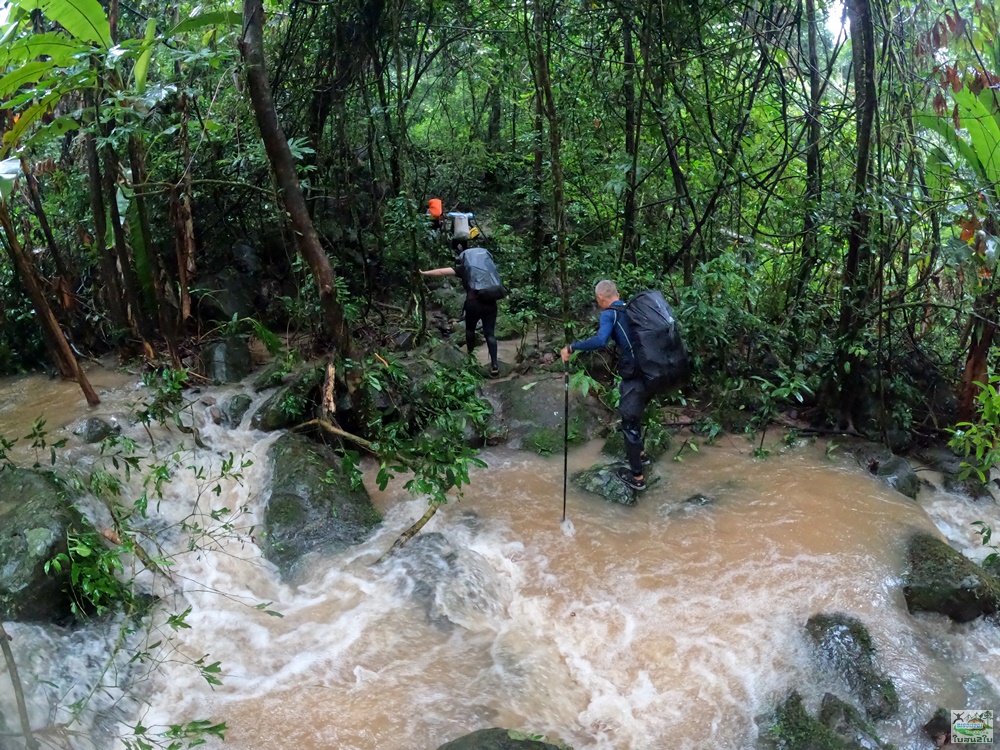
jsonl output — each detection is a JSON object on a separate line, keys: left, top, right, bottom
{"left": 595, "top": 280, "right": 619, "bottom": 309}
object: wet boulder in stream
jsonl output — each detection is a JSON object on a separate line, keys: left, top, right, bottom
{"left": 250, "top": 365, "right": 325, "bottom": 432}
{"left": 572, "top": 463, "right": 636, "bottom": 507}
{"left": 437, "top": 728, "right": 571, "bottom": 750}
{"left": 804, "top": 613, "right": 899, "bottom": 721}
{"left": 902, "top": 531, "right": 1000, "bottom": 622}
{"left": 767, "top": 691, "right": 891, "bottom": 750}
{"left": 73, "top": 416, "right": 119, "bottom": 444}
{"left": 838, "top": 438, "right": 919, "bottom": 499}
{"left": 261, "top": 434, "right": 381, "bottom": 577}
{"left": 198, "top": 337, "right": 252, "bottom": 384}
{"left": 0, "top": 469, "right": 87, "bottom": 623}
{"left": 483, "top": 375, "right": 608, "bottom": 454}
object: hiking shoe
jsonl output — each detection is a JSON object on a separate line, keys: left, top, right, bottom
{"left": 640, "top": 452, "right": 652, "bottom": 466}
{"left": 615, "top": 466, "right": 647, "bottom": 491}
{"left": 489, "top": 365, "right": 500, "bottom": 379}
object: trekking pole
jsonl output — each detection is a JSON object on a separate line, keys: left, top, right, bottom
{"left": 562, "top": 358, "right": 569, "bottom": 523}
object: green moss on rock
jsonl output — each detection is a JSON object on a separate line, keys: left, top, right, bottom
{"left": 262, "top": 434, "right": 382, "bottom": 577}
{"left": 804, "top": 613, "right": 899, "bottom": 721}
{"left": 903, "top": 532, "right": 1000, "bottom": 622}
{"left": 436, "top": 728, "right": 571, "bottom": 750}
{"left": 250, "top": 365, "right": 324, "bottom": 432}
{"left": 572, "top": 463, "right": 636, "bottom": 507}
{"left": 770, "top": 692, "right": 852, "bottom": 750}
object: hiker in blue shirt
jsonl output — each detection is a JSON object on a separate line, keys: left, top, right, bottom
{"left": 560, "top": 280, "right": 649, "bottom": 491}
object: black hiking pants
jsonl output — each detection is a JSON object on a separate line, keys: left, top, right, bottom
{"left": 619, "top": 376, "right": 650, "bottom": 475}
{"left": 464, "top": 297, "right": 498, "bottom": 369}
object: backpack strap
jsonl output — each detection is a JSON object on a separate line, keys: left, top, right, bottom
{"left": 611, "top": 302, "right": 635, "bottom": 359}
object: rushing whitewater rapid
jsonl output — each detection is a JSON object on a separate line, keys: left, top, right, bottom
{"left": 0, "top": 368, "right": 998, "bottom": 750}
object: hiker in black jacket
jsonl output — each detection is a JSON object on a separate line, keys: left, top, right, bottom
{"left": 561, "top": 280, "right": 649, "bottom": 491}
{"left": 420, "top": 247, "right": 500, "bottom": 378}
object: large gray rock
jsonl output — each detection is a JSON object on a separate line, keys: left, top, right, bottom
{"left": 437, "top": 728, "right": 570, "bottom": 750}
{"left": 194, "top": 267, "right": 254, "bottom": 322}
{"left": 0, "top": 469, "right": 86, "bottom": 623}
{"left": 484, "top": 376, "right": 609, "bottom": 454}
{"left": 73, "top": 417, "right": 119, "bottom": 444}
{"left": 250, "top": 365, "right": 324, "bottom": 432}
{"left": 262, "top": 434, "right": 381, "bottom": 576}
{"left": 804, "top": 613, "right": 899, "bottom": 721}
{"left": 572, "top": 464, "right": 636, "bottom": 507}
{"left": 199, "top": 337, "right": 252, "bottom": 384}
{"left": 915, "top": 444, "right": 992, "bottom": 500}
{"left": 903, "top": 532, "right": 1000, "bottom": 622}
{"left": 430, "top": 281, "right": 467, "bottom": 320}
{"left": 221, "top": 394, "right": 253, "bottom": 427}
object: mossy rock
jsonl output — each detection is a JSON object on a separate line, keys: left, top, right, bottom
{"left": 250, "top": 365, "right": 324, "bottom": 432}
{"left": 572, "top": 463, "right": 637, "bottom": 507}
{"left": 804, "top": 613, "right": 899, "bottom": 721}
{"left": 437, "top": 728, "right": 571, "bottom": 750}
{"left": 984, "top": 554, "right": 1000, "bottom": 579}
{"left": 484, "top": 375, "right": 609, "bottom": 454}
{"left": 903, "top": 532, "right": 1000, "bottom": 622}
{"left": 768, "top": 691, "right": 853, "bottom": 750}
{"left": 818, "top": 694, "right": 892, "bottom": 749}
{"left": 430, "top": 281, "right": 467, "bottom": 319}
{"left": 837, "top": 439, "right": 918, "bottom": 499}
{"left": 262, "top": 434, "right": 382, "bottom": 577}
{"left": 73, "top": 417, "right": 119, "bottom": 444}
{"left": 252, "top": 360, "right": 291, "bottom": 391}
{"left": 0, "top": 469, "right": 87, "bottom": 623}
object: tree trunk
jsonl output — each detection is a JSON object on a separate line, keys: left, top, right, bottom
{"left": 959, "top": 293, "right": 998, "bottom": 422}
{"left": 0, "top": 203, "right": 100, "bottom": 406}
{"left": 84, "top": 128, "right": 126, "bottom": 329}
{"left": 241, "top": 0, "right": 352, "bottom": 354}
{"left": 619, "top": 13, "right": 639, "bottom": 266}
{"left": 532, "top": 92, "right": 545, "bottom": 296}
{"left": 532, "top": 1, "right": 569, "bottom": 338}
{"left": 102, "top": 143, "right": 153, "bottom": 343}
{"left": 19, "top": 155, "right": 71, "bottom": 282}
{"left": 834, "top": 0, "right": 878, "bottom": 428}
{"left": 794, "top": 0, "right": 823, "bottom": 305}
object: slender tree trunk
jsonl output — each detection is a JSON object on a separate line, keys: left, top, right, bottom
{"left": 0, "top": 617, "right": 40, "bottom": 750}
{"left": 959, "top": 291, "right": 998, "bottom": 422}
{"left": 102, "top": 143, "right": 153, "bottom": 343}
{"left": 0, "top": 203, "right": 100, "bottom": 406}
{"left": 620, "top": 13, "right": 639, "bottom": 266}
{"left": 241, "top": 0, "right": 352, "bottom": 353}
{"left": 532, "top": 92, "right": 545, "bottom": 296}
{"left": 19, "top": 155, "right": 71, "bottom": 282}
{"left": 532, "top": 1, "right": 569, "bottom": 338}
{"left": 834, "top": 0, "right": 878, "bottom": 428}
{"left": 84, "top": 128, "right": 126, "bottom": 329}
{"left": 795, "top": 0, "right": 823, "bottom": 304}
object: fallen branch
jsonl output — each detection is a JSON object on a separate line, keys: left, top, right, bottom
{"left": 0, "top": 618, "right": 41, "bottom": 750}
{"left": 375, "top": 504, "right": 439, "bottom": 564}
{"left": 293, "top": 419, "right": 378, "bottom": 454}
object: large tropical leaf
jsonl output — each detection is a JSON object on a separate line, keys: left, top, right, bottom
{"left": 126, "top": 198, "right": 157, "bottom": 314}
{"left": 168, "top": 10, "right": 241, "bottom": 36}
{"left": 953, "top": 87, "right": 1000, "bottom": 187}
{"left": 1, "top": 92, "right": 61, "bottom": 157}
{"left": 0, "top": 60, "right": 56, "bottom": 98}
{"left": 14, "top": 0, "right": 112, "bottom": 48}
{"left": 917, "top": 113, "right": 987, "bottom": 186}
{"left": 0, "top": 32, "right": 87, "bottom": 67}
{"left": 133, "top": 19, "right": 156, "bottom": 95}
{"left": 0, "top": 157, "right": 21, "bottom": 204}
{"left": 24, "top": 115, "right": 79, "bottom": 150}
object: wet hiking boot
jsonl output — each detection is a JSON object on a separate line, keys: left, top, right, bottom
{"left": 640, "top": 452, "right": 652, "bottom": 467}
{"left": 615, "top": 466, "right": 647, "bottom": 491}
{"left": 489, "top": 365, "right": 500, "bottom": 379}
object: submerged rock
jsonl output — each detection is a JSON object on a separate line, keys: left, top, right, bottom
{"left": 437, "top": 728, "right": 571, "bottom": 750}
{"left": 572, "top": 463, "right": 636, "bottom": 507}
{"left": 393, "top": 532, "right": 508, "bottom": 631}
{"left": 838, "top": 439, "right": 919, "bottom": 499}
{"left": 261, "top": 434, "right": 381, "bottom": 576}
{"left": 0, "top": 469, "right": 86, "bottom": 623}
{"left": 914, "top": 444, "right": 992, "bottom": 500}
{"left": 804, "top": 613, "right": 899, "bottom": 721}
{"left": 198, "top": 337, "right": 252, "bottom": 384}
{"left": 922, "top": 707, "right": 951, "bottom": 747}
{"left": 484, "top": 376, "right": 608, "bottom": 454}
{"left": 73, "top": 417, "right": 119, "bottom": 444}
{"left": 903, "top": 532, "right": 1000, "bottom": 622}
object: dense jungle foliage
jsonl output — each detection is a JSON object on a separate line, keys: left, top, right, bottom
{"left": 1, "top": 0, "right": 1000, "bottom": 444}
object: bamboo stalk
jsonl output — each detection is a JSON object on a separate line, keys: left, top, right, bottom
{"left": 0, "top": 618, "right": 40, "bottom": 750}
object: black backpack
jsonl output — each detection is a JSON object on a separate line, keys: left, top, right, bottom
{"left": 623, "top": 290, "right": 689, "bottom": 393}
{"left": 460, "top": 247, "right": 507, "bottom": 302}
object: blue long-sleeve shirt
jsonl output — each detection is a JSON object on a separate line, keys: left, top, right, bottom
{"left": 570, "top": 300, "right": 636, "bottom": 375}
